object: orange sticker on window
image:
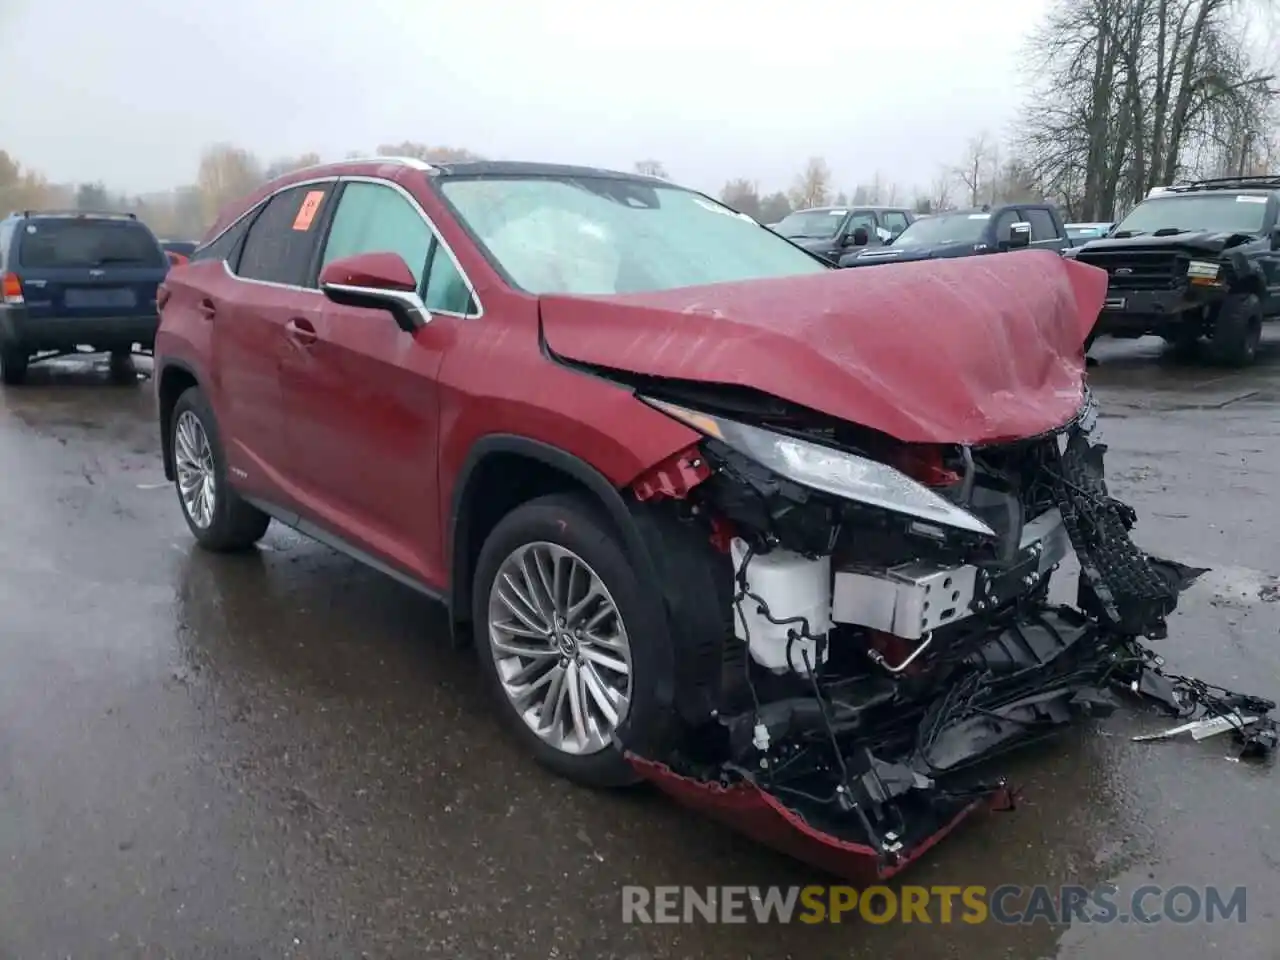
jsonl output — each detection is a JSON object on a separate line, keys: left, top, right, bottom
{"left": 292, "top": 190, "right": 326, "bottom": 231}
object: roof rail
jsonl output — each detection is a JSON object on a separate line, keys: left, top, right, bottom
{"left": 18, "top": 208, "right": 138, "bottom": 220}
{"left": 367, "top": 155, "right": 435, "bottom": 172}
{"left": 1162, "top": 175, "right": 1280, "bottom": 192}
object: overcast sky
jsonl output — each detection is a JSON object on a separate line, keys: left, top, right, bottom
{"left": 0, "top": 0, "right": 1051, "bottom": 198}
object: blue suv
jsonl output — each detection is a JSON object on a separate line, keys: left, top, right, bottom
{"left": 0, "top": 210, "right": 170, "bottom": 384}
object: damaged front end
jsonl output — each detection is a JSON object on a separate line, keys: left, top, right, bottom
{"left": 620, "top": 387, "right": 1275, "bottom": 880}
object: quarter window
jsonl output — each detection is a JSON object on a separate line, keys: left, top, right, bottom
{"left": 320, "top": 182, "right": 432, "bottom": 287}
{"left": 238, "top": 183, "right": 334, "bottom": 285}
{"left": 192, "top": 210, "right": 256, "bottom": 268}
{"left": 423, "top": 244, "right": 474, "bottom": 315}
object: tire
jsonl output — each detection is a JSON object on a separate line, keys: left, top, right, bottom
{"left": 472, "top": 492, "right": 673, "bottom": 788}
{"left": 108, "top": 349, "right": 136, "bottom": 384}
{"left": 170, "top": 386, "right": 271, "bottom": 552}
{"left": 1211, "top": 293, "right": 1263, "bottom": 367}
{"left": 0, "top": 347, "right": 27, "bottom": 386}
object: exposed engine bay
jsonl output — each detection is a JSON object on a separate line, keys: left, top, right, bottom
{"left": 620, "top": 382, "right": 1277, "bottom": 878}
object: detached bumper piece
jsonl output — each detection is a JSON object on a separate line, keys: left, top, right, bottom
{"left": 627, "top": 608, "right": 1275, "bottom": 881}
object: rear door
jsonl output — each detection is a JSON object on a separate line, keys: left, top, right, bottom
{"left": 212, "top": 181, "right": 335, "bottom": 503}
{"left": 12, "top": 216, "right": 168, "bottom": 319}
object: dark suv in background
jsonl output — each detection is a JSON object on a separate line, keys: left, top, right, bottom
{"left": 0, "top": 210, "right": 169, "bottom": 384}
{"left": 771, "top": 205, "right": 915, "bottom": 261}
{"left": 841, "top": 202, "right": 1069, "bottom": 267}
{"left": 1067, "top": 176, "right": 1280, "bottom": 366}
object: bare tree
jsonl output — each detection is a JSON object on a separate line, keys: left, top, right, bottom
{"left": 1017, "top": 0, "right": 1278, "bottom": 220}
{"left": 377, "top": 142, "right": 484, "bottom": 163}
{"left": 720, "top": 178, "right": 763, "bottom": 219}
{"left": 789, "top": 157, "right": 833, "bottom": 209}
{"left": 758, "top": 191, "right": 793, "bottom": 223}
{"left": 196, "top": 144, "right": 264, "bottom": 225}
{"left": 264, "top": 152, "right": 322, "bottom": 180}
{"left": 956, "top": 132, "right": 995, "bottom": 207}
{"left": 633, "top": 159, "right": 669, "bottom": 179}
{"left": 930, "top": 165, "right": 954, "bottom": 212}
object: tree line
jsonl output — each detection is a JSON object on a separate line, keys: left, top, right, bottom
{"left": 1, "top": 0, "right": 1275, "bottom": 237}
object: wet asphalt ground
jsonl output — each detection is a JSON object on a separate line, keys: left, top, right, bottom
{"left": 1, "top": 338, "right": 1278, "bottom": 959}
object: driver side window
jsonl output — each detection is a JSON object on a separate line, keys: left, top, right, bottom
{"left": 320, "top": 182, "right": 432, "bottom": 288}
{"left": 993, "top": 209, "right": 1021, "bottom": 240}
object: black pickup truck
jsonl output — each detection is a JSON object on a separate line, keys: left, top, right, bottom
{"left": 1065, "top": 176, "right": 1280, "bottom": 366}
{"left": 839, "top": 202, "right": 1070, "bottom": 268}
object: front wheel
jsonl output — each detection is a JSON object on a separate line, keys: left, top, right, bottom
{"left": 472, "top": 493, "right": 673, "bottom": 788}
{"left": 1211, "top": 293, "right": 1263, "bottom": 367}
{"left": 170, "top": 386, "right": 271, "bottom": 551}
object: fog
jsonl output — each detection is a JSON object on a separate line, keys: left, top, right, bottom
{"left": 0, "top": 0, "right": 1049, "bottom": 196}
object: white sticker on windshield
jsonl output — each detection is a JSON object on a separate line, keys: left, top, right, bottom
{"left": 1236, "top": 195, "right": 1267, "bottom": 203}
{"left": 25, "top": 225, "right": 37, "bottom": 233}
{"left": 968, "top": 213, "right": 991, "bottom": 219}
{"left": 828, "top": 209, "right": 848, "bottom": 216}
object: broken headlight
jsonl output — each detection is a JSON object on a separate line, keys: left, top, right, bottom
{"left": 640, "top": 397, "right": 995, "bottom": 536}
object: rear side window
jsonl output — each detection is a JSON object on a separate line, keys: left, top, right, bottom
{"left": 15, "top": 219, "right": 166, "bottom": 269}
{"left": 881, "top": 211, "right": 911, "bottom": 235}
{"left": 1024, "top": 208, "right": 1061, "bottom": 242}
{"left": 238, "top": 183, "right": 334, "bottom": 286}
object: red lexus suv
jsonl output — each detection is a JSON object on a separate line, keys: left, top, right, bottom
{"left": 156, "top": 155, "right": 1219, "bottom": 877}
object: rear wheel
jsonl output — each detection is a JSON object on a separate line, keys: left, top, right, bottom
{"left": 472, "top": 493, "right": 673, "bottom": 788}
{"left": 171, "top": 386, "right": 271, "bottom": 551}
{"left": 1211, "top": 293, "right": 1262, "bottom": 367}
{"left": 0, "top": 347, "right": 27, "bottom": 385}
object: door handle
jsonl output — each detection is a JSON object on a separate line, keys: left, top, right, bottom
{"left": 197, "top": 298, "right": 216, "bottom": 320}
{"left": 285, "top": 317, "right": 318, "bottom": 346}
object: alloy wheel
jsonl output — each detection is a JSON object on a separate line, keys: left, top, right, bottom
{"left": 486, "top": 541, "right": 633, "bottom": 755}
{"left": 174, "top": 410, "right": 217, "bottom": 529}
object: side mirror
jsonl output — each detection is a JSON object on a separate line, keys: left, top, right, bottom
{"left": 1271, "top": 227, "right": 1280, "bottom": 251}
{"left": 319, "top": 252, "right": 428, "bottom": 333}
{"left": 1004, "top": 222, "right": 1032, "bottom": 249}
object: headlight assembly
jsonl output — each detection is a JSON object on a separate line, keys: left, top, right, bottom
{"left": 1186, "top": 260, "right": 1220, "bottom": 281}
{"left": 642, "top": 397, "right": 995, "bottom": 536}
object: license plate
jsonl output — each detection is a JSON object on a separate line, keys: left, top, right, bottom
{"left": 64, "top": 287, "right": 137, "bottom": 309}
{"left": 1103, "top": 297, "right": 1126, "bottom": 310}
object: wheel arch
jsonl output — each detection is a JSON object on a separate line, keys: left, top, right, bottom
{"left": 156, "top": 358, "right": 202, "bottom": 481}
{"left": 448, "top": 435, "right": 664, "bottom": 636}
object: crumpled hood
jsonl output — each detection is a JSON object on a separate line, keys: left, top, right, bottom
{"left": 538, "top": 250, "right": 1107, "bottom": 445}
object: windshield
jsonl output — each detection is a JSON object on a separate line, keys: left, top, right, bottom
{"left": 1112, "top": 194, "right": 1269, "bottom": 237}
{"left": 440, "top": 176, "right": 831, "bottom": 295}
{"left": 891, "top": 212, "right": 990, "bottom": 247}
{"left": 1066, "top": 226, "right": 1105, "bottom": 241}
{"left": 16, "top": 219, "right": 166, "bottom": 269}
{"left": 771, "top": 208, "right": 848, "bottom": 239}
